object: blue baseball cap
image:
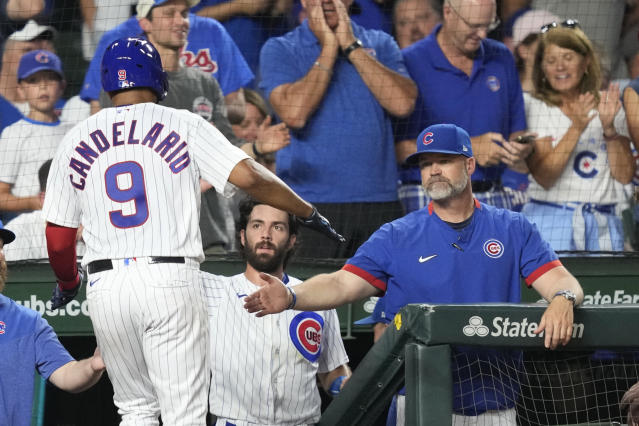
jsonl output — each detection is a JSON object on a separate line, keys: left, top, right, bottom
{"left": 17, "top": 50, "right": 64, "bottom": 82}
{"left": 0, "top": 221, "right": 15, "bottom": 245}
{"left": 405, "top": 123, "right": 473, "bottom": 165}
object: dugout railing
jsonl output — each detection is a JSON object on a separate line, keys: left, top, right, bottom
{"left": 319, "top": 303, "right": 639, "bottom": 426}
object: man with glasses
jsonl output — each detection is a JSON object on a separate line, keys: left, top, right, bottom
{"left": 395, "top": 0, "right": 534, "bottom": 214}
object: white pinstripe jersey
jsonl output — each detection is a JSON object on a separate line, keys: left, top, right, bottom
{"left": 0, "top": 118, "right": 73, "bottom": 197}
{"left": 42, "top": 102, "right": 249, "bottom": 265}
{"left": 202, "top": 272, "right": 349, "bottom": 426}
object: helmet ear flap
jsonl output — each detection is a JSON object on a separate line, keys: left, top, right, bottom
{"left": 100, "top": 37, "right": 169, "bottom": 101}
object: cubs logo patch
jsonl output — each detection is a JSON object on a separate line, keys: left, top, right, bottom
{"left": 486, "top": 76, "right": 500, "bottom": 92}
{"left": 35, "top": 51, "right": 50, "bottom": 64}
{"left": 483, "top": 239, "right": 504, "bottom": 258}
{"left": 573, "top": 151, "right": 598, "bottom": 178}
{"left": 422, "top": 132, "right": 434, "bottom": 146}
{"left": 0, "top": 321, "right": 5, "bottom": 334}
{"left": 289, "top": 312, "right": 324, "bottom": 362}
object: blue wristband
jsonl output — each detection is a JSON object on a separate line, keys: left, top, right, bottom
{"left": 328, "top": 375, "right": 347, "bottom": 396}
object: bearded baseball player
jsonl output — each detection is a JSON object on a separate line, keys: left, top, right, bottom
{"left": 42, "top": 37, "right": 343, "bottom": 425}
{"left": 202, "top": 198, "right": 350, "bottom": 425}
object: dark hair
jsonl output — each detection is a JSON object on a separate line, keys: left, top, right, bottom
{"left": 38, "top": 159, "right": 52, "bottom": 192}
{"left": 235, "top": 197, "right": 299, "bottom": 267}
{"left": 532, "top": 27, "right": 601, "bottom": 106}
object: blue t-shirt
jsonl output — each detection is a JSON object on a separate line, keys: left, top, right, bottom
{"left": 80, "top": 14, "right": 254, "bottom": 102}
{"left": 0, "top": 94, "right": 22, "bottom": 136}
{"left": 259, "top": 20, "right": 407, "bottom": 203}
{"left": 343, "top": 201, "right": 560, "bottom": 414}
{"left": 397, "top": 25, "right": 527, "bottom": 183}
{"left": 0, "top": 295, "right": 74, "bottom": 426}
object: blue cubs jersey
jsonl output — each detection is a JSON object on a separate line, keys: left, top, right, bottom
{"left": 343, "top": 200, "right": 561, "bottom": 415}
{"left": 80, "top": 15, "right": 254, "bottom": 102}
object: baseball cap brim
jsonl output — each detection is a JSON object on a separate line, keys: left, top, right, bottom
{"left": 405, "top": 148, "right": 469, "bottom": 165}
{"left": 8, "top": 20, "right": 56, "bottom": 42}
{"left": 19, "top": 65, "right": 64, "bottom": 81}
{"left": 354, "top": 315, "right": 377, "bottom": 325}
{"left": 137, "top": 0, "right": 200, "bottom": 18}
{"left": 0, "top": 228, "right": 16, "bottom": 245}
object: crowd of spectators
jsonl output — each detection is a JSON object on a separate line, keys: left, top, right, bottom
{"left": 1, "top": 0, "right": 639, "bottom": 260}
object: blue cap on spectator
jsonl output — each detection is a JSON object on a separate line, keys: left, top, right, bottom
{"left": 405, "top": 123, "right": 473, "bottom": 165}
{"left": 354, "top": 297, "right": 386, "bottom": 325}
{"left": 0, "top": 221, "right": 15, "bottom": 245}
{"left": 17, "top": 50, "right": 64, "bottom": 82}
{"left": 137, "top": 0, "right": 200, "bottom": 18}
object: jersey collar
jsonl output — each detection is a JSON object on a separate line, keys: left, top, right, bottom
{"left": 427, "top": 198, "right": 481, "bottom": 215}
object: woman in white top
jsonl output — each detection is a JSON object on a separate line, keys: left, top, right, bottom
{"left": 522, "top": 20, "right": 636, "bottom": 252}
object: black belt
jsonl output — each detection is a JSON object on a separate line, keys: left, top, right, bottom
{"left": 471, "top": 180, "right": 495, "bottom": 193}
{"left": 87, "top": 257, "right": 185, "bottom": 274}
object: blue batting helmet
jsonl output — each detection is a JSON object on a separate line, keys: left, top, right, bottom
{"left": 101, "top": 37, "right": 168, "bottom": 101}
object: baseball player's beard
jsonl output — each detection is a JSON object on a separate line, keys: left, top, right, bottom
{"left": 244, "top": 242, "right": 289, "bottom": 274}
{"left": 0, "top": 259, "right": 7, "bottom": 293}
{"left": 424, "top": 168, "right": 468, "bottom": 201}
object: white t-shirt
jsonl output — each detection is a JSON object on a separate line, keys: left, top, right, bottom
{"left": 0, "top": 118, "right": 73, "bottom": 197}
{"left": 524, "top": 93, "right": 630, "bottom": 204}
{"left": 203, "top": 272, "right": 349, "bottom": 426}
{"left": 42, "top": 102, "right": 249, "bottom": 265}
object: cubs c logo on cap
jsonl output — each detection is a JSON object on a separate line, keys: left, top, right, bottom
{"left": 422, "top": 132, "right": 434, "bottom": 146}
{"left": 35, "top": 51, "right": 50, "bottom": 64}
{"left": 289, "top": 312, "right": 324, "bottom": 362}
{"left": 483, "top": 239, "right": 504, "bottom": 258}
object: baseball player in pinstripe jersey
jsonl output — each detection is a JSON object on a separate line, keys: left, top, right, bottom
{"left": 42, "top": 37, "right": 343, "bottom": 426}
{"left": 202, "top": 198, "right": 350, "bottom": 425}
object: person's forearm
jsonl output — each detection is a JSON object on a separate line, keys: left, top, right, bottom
{"left": 294, "top": 271, "right": 377, "bottom": 311}
{"left": 0, "top": 193, "right": 40, "bottom": 211}
{"left": 605, "top": 134, "right": 636, "bottom": 184}
{"left": 6, "top": 0, "right": 44, "bottom": 19}
{"left": 270, "top": 46, "right": 338, "bottom": 129}
{"left": 228, "top": 158, "right": 313, "bottom": 218}
{"left": 528, "top": 125, "right": 583, "bottom": 189}
{"left": 195, "top": 0, "right": 246, "bottom": 21}
{"left": 319, "top": 364, "right": 351, "bottom": 391}
{"left": 50, "top": 359, "right": 104, "bottom": 393}
{"left": 347, "top": 49, "right": 417, "bottom": 118}
{"left": 46, "top": 223, "right": 79, "bottom": 283}
{"left": 79, "top": 0, "right": 97, "bottom": 28}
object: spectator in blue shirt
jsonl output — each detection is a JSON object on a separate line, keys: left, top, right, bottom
{"left": 260, "top": 0, "right": 417, "bottom": 258}
{"left": 0, "top": 223, "right": 106, "bottom": 426}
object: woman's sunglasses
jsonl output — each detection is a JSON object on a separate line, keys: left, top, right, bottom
{"left": 540, "top": 19, "right": 581, "bottom": 34}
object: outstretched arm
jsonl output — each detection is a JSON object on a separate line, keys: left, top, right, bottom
{"left": 244, "top": 269, "right": 379, "bottom": 316}
{"left": 48, "top": 347, "right": 106, "bottom": 393}
{"left": 531, "top": 266, "right": 584, "bottom": 350}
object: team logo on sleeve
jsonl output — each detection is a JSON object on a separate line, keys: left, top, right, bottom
{"left": 483, "top": 239, "right": 504, "bottom": 258}
{"left": 0, "top": 321, "right": 5, "bottom": 334}
{"left": 574, "top": 151, "right": 598, "bottom": 178}
{"left": 486, "top": 76, "right": 500, "bottom": 92}
{"left": 289, "top": 312, "right": 324, "bottom": 362}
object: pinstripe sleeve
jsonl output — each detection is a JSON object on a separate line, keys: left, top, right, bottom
{"left": 189, "top": 114, "right": 249, "bottom": 196}
{"left": 318, "top": 309, "right": 349, "bottom": 374}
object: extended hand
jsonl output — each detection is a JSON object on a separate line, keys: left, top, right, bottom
{"left": 563, "top": 92, "right": 597, "bottom": 130}
{"left": 254, "top": 116, "right": 291, "bottom": 154}
{"left": 297, "top": 206, "right": 345, "bottom": 242}
{"left": 91, "top": 347, "right": 107, "bottom": 372}
{"left": 244, "top": 272, "right": 290, "bottom": 316}
{"left": 472, "top": 132, "right": 508, "bottom": 167}
{"left": 598, "top": 82, "right": 622, "bottom": 133}
{"left": 332, "top": 0, "right": 356, "bottom": 49}
{"left": 533, "top": 297, "right": 574, "bottom": 349}
{"left": 306, "top": 0, "right": 338, "bottom": 49}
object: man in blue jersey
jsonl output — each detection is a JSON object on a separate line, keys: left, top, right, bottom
{"left": 245, "top": 123, "right": 584, "bottom": 425}
{"left": 0, "top": 222, "right": 106, "bottom": 426}
{"left": 79, "top": 0, "right": 254, "bottom": 115}
{"left": 395, "top": 0, "right": 533, "bottom": 214}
